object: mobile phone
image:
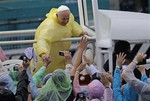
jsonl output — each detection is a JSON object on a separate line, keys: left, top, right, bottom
{"left": 13, "top": 64, "right": 19, "bottom": 71}
{"left": 23, "top": 55, "right": 28, "bottom": 62}
{"left": 92, "top": 72, "right": 101, "bottom": 81}
{"left": 59, "top": 51, "right": 64, "bottom": 56}
{"left": 76, "top": 92, "right": 86, "bottom": 101}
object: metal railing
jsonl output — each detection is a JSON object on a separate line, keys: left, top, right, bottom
{"left": 0, "top": 29, "right": 36, "bottom": 35}
{"left": 0, "top": 29, "right": 96, "bottom": 45}
{"left": 0, "top": 29, "right": 96, "bottom": 56}
{"left": 0, "top": 29, "right": 150, "bottom": 73}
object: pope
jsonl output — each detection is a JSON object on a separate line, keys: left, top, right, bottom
{"left": 32, "top": 5, "right": 86, "bottom": 74}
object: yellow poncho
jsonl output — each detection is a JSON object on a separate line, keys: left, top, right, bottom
{"left": 32, "top": 8, "right": 83, "bottom": 74}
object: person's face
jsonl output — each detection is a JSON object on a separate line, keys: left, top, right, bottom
{"left": 56, "top": 10, "right": 70, "bottom": 26}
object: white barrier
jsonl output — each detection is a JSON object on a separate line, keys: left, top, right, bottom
{"left": 91, "top": 0, "right": 150, "bottom": 72}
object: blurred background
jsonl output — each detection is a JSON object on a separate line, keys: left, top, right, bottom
{"left": 0, "top": 0, "right": 149, "bottom": 59}
{"left": 0, "top": 0, "right": 149, "bottom": 31}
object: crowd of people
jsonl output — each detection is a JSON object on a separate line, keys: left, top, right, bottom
{"left": 0, "top": 5, "right": 150, "bottom": 101}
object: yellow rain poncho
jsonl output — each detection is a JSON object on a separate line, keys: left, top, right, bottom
{"left": 32, "top": 8, "right": 83, "bottom": 74}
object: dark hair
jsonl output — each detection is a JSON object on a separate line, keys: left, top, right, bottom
{"left": 0, "top": 86, "right": 16, "bottom": 101}
{"left": 114, "top": 40, "right": 130, "bottom": 54}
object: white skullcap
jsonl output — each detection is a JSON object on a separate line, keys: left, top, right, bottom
{"left": 57, "top": 5, "right": 70, "bottom": 13}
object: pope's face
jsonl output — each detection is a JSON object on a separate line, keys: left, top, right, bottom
{"left": 57, "top": 10, "right": 70, "bottom": 26}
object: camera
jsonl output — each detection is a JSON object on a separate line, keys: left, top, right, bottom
{"left": 59, "top": 51, "right": 64, "bottom": 56}
{"left": 23, "top": 55, "right": 28, "bottom": 62}
{"left": 91, "top": 72, "right": 101, "bottom": 81}
{"left": 76, "top": 92, "right": 86, "bottom": 101}
{"left": 137, "top": 59, "right": 150, "bottom": 65}
{"left": 13, "top": 64, "right": 20, "bottom": 71}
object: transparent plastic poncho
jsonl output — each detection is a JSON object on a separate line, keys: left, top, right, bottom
{"left": 34, "top": 69, "right": 72, "bottom": 101}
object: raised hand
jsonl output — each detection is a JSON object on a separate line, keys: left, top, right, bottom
{"left": 116, "top": 52, "right": 126, "bottom": 68}
{"left": 101, "top": 72, "right": 111, "bottom": 88}
{"left": 77, "top": 36, "right": 88, "bottom": 50}
{"left": 134, "top": 53, "right": 147, "bottom": 63}
{"left": 76, "top": 59, "right": 87, "bottom": 72}
{"left": 43, "top": 55, "right": 51, "bottom": 68}
{"left": 42, "top": 54, "right": 50, "bottom": 61}
{"left": 64, "top": 51, "right": 72, "bottom": 64}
